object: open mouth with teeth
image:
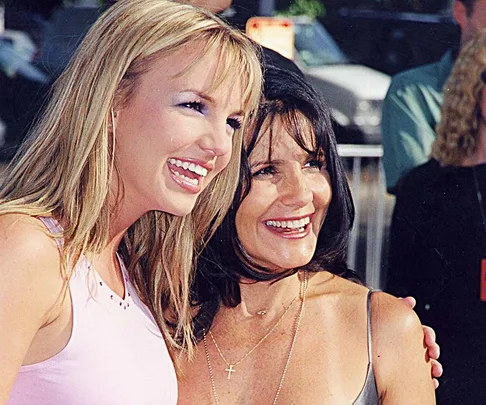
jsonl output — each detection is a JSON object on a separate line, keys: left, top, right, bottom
{"left": 168, "top": 158, "right": 208, "bottom": 187}
{"left": 264, "top": 216, "right": 311, "bottom": 234}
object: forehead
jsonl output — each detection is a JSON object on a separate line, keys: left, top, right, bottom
{"left": 249, "top": 115, "right": 315, "bottom": 160}
{"left": 143, "top": 42, "right": 243, "bottom": 107}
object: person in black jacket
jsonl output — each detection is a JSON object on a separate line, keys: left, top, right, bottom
{"left": 387, "top": 29, "right": 486, "bottom": 405}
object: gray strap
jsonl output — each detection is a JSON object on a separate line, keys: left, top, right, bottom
{"left": 366, "top": 289, "right": 374, "bottom": 363}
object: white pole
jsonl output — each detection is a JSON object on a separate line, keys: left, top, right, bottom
{"left": 0, "top": 6, "right": 4, "bottom": 34}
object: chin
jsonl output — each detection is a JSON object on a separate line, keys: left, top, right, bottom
{"left": 262, "top": 255, "right": 313, "bottom": 271}
{"left": 156, "top": 198, "right": 197, "bottom": 217}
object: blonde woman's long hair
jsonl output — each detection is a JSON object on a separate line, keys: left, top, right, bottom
{"left": 432, "top": 29, "right": 486, "bottom": 165}
{"left": 0, "top": 0, "right": 262, "bottom": 359}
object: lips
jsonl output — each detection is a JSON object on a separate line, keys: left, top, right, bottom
{"left": 167, "top": 158, "right": 210, "bottom": 191}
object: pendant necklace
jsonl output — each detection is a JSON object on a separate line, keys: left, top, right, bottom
{"left": 202, "top": 270, "right": 309, "bottom": 405}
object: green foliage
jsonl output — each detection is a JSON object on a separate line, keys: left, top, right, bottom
{"left": 279, "top": 0, "right": 325, "bottom": 19}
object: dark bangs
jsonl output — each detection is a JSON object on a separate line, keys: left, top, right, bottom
{"left": 246, "top": 100, "right": 326, "bottom": 167}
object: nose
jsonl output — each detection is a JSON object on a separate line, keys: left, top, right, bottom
{"left": 198, "top": 121, "right": 233, "bottom": 158}
{"left": 279, "top": 168, "right": 313, "bottom": 208}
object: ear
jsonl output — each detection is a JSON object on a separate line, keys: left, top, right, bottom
{"left": 453, "top": 0, "right": 468, "bottom": 28}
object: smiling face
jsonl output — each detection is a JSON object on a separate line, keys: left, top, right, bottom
{"left": 113, "top": 42, "right": 243, "bottom": 219}
{"left": 235, "top": 115, "right": 332, "bottom": 271}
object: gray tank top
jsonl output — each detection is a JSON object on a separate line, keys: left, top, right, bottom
{"left": 352, "top": 289, "right": 379, "bottom": 405}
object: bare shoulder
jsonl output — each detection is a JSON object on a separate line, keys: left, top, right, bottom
{"left": 0, "top": 213, "right": 60, "bottom": 260}
{"left": 307, "top": 271, "right": 369, "bottom": 298}
{"left": 0, "top": 214, "right": 65, "bottom": 402}
{"left": 370, "top": 291, "right": 436, "bottom": 404}
{"left": 369, "top": 290, "right": 423, "bottom": 343}
{"left": 0, "top": 213, "right": 64, "bottom": 319}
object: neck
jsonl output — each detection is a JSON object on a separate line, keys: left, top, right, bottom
{"left": 462, "top": 124, "right": 486, "bottom": 166}
{"left": 235, "top": 272, "right": 303, "bottom": 319}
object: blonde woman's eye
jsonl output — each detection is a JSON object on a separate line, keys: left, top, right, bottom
{"left": 227, "top": 118, "right": 242, "bottom": 131}
{"left": 179, "top": 101, "right": 204, "bottom": 113}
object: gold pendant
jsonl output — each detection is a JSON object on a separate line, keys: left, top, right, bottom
{"left": 225, "top": 365, "right": 236, "bottom": 379}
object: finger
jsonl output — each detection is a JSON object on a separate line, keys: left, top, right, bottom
{"left": 399, "top": 296, "right": 417, "bottom": 309}
{"left": 423, "top": 326, "right": 440, "bottom": 360}
{"left": 431, "top": 359, "right": 443, "bottom": 379}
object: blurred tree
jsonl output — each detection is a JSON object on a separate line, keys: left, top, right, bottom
{"left": 279, "top": 0, "right": 325, "bottom": 18}
{"left": 277, "top": 0, "right": 450, "bottom": 13}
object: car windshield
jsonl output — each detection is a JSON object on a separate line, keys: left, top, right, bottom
{"left": 293, "top": 20, "right": 349, "bottom": 67}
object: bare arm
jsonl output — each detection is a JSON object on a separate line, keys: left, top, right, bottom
{"left": 372, "top": 292, "right": 436, "bottom": 404}
{"left": 0, "top": 215, "right": 64, "bottom": 404}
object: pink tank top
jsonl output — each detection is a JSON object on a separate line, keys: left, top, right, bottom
{"left": 7, "top": 217, "right": 178, "bottom": 405}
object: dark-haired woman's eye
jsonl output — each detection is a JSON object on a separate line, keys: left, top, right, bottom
{"left": 252, "top": 165, "right": 276, "bottom": 178}
{"left": 304, "top": 160, "right": 324, "bottom": 170}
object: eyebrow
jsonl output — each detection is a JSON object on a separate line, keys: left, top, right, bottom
{"left": 250, "top": 151, "right": 318, "bottom": 168}
{"left": 249, "top": 159, "right": 277, "bottom": 168}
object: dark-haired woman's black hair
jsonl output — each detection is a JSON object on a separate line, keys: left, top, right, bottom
{"left": 191, "top": 67, "right": 355, "bottom": 341}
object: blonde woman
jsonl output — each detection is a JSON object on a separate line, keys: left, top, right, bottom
{"left": 0, "top": 1, "right": 262, "bottom": 404}
{"left": 387, "top": 30, "right": 486, "bottom": 404}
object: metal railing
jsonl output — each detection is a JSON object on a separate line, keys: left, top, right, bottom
{"left": 337, "top": 144, "right": 387, "bottom": 289}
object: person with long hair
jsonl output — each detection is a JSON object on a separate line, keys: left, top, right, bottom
{"left": 387, "top": 29, "right": 486, "bottom": 404}
{"left": 0, "top": 1, "right": 262, "bottom": 404}
{"left": 179, "top": 67, "right": 436, "bottom": 404}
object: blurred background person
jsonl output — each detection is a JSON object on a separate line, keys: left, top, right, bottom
{"left": 381, "top": 0, "right": 486, "bottom": 194}
{"left": 386, "top": 30, "right": 486, "bottom": 404}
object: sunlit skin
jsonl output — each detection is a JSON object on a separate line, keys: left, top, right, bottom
{"left": 235, "top": 119, "right": 331, "bottom": 271}
{"left": 455, "top": 0, "right": 486, "bottom": 46}
{"left": 113, "top": 42, "right": 243, "bottom": 228}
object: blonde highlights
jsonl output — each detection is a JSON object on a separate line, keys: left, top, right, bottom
{"left": 0, "top": 0, "right": 262, "bottom": 359}
{"left": 432, "top": 30, "right": 486, "bottom": 165}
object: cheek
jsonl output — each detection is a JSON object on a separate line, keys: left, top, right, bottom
{"left": 313, "top": 173, "right": 333, "bottom": 206}
{"left": 213, "top": 150, "right": 233, "bottom": 175}
{"left": 234, "top": 196, "right": 261, "bottom": 248}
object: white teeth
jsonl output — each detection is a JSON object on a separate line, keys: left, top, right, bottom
{"left": 173, "top": 170, "right": 199, "bottom": 186}
{"left": 195, "top": 166, "right": 208, "bottom": 176}
{"left": 265, "top": 216, "right": 311, "bottom": 229}
{"left": 168, "top": 159, "right": 208, "bottom": 177}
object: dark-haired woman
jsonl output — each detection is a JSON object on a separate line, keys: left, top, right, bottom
{"left": 178, "top": 67, "right": 436, "bottom": 404}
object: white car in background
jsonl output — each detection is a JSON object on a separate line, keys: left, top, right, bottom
{"left": 292, "top": 16, "right": 391, "bottom": 144}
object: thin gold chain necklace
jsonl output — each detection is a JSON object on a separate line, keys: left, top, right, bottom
{"left": 207, "top": 294, "right": 297, "bottom": 380}
{"left": 202, "top": 271, "right": 309, "bottom": 405}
